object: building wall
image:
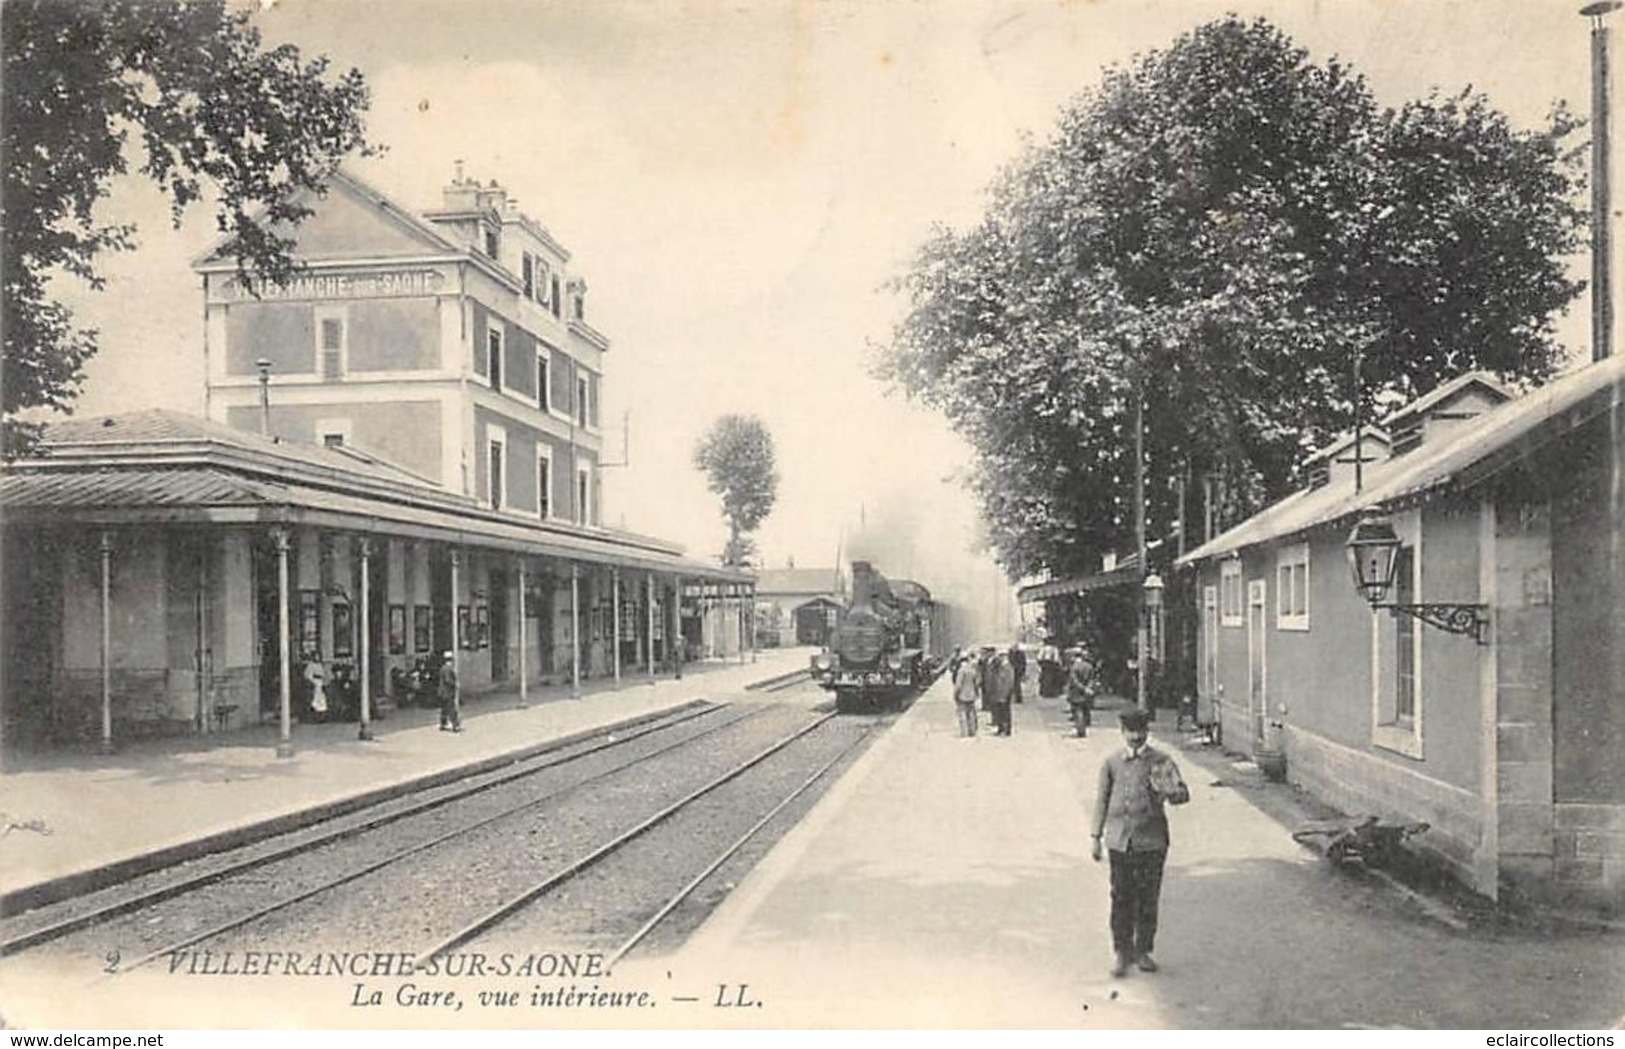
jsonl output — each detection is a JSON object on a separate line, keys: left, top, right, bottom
{"left": 1548, "top": 415, "right": 1625, "bottom": 908}
{"left": 225, "top": 400, "right": 445, "bottom": 481}
{"left": 222, "top": 296, "right": 442, "bottom": 377}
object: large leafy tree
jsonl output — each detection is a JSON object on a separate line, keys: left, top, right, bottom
{"left": 2, "top": 0, "right": 374, "bottom": 456}
{"left": 692, "top": 414, "right": 779, "bottom": 567}
{"left": 876, "top": 15, "right": 1586, "bottom": 583}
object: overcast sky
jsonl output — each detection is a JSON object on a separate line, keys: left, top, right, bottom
{"left": 60, "top": 0, "right": 1603, "bottom": 638}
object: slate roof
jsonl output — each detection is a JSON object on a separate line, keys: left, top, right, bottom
{"left": 2, "top": 410, "right": 751, "bottom": 582}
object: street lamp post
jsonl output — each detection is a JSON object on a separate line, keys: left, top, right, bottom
{"left": 1583, "top": 1, "right": 1622, "bottom": 363}
{"left": 1345, "top": 509, "right": 1489, "bottom": 642}
{"left": 255, "top": 358, "right": 272, "bottom": 437}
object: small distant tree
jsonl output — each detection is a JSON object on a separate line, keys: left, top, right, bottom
{"left": 1, "top": 0, "right": 375, "bottom": 456}
{"left": 692, "top": 414, "right": 778, "bottom": 566}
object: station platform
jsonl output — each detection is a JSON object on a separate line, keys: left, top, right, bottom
{"left": 0, "top": 648, "right": 817, "bottom": 908}
{"left": 670, "top": 680, "right": 1309, "bottom": 1029}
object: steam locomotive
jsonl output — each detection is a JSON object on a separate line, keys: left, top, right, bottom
{"left": 809, "top": 561, "right": 949, "bottom": 713}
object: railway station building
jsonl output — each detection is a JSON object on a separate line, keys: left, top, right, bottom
{"left": 0, "top": 167, "right": 754, "bottom": 752}
{"left": 1176, "top": 358, "right": 1625, "bottom": 912}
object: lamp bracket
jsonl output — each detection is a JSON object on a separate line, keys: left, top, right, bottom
{"left": 1377, "top": 602, "right": 1489, "bottom": 644}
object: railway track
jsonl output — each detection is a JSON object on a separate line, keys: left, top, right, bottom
{"left": 0, "top": 700, "right": 751, "bottom": 956}
{"left": 4, "top": 698, "right": 883, "bottom": 976}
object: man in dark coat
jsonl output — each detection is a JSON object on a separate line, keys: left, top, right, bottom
{"left": 437, "top": 650, "right": 462, "bottom": 732}
{"left": 1007, "top": 643, "right": 1028, "bottom": 704}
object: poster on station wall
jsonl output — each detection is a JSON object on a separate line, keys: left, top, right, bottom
{"left": 2, "top": 0, "right": 1621, "bottom": 1040}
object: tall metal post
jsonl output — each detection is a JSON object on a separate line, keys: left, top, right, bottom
{"left": 274, "top": 528, "right": 294, "bottom": 759}
{"left": 646, "top": 572, "right": 656, "bottom": 684}
{"left": 256, "top": 358, "right": 272, "bottom": 437}
{"left": 517, "top": 559, "right": 528, "bottom": 706}
{"left": 612, "top": 568, "right": 622, "bottom": 688}
{"left": 449, "top": 548, "right": 462, "bottom": 723}
{"left": 570, "top": 562, "right": 581, "bottom": 698}
{"left": 99, "top": 531, "right": 114, "bottom": 754}
{"left": 1135, "top": 394, "right": 1149, "bottom": 715}
{"left": 672, "top": 576, "right": 683, "bottom": 680}
{"left": 1589, "top": 1, "right": 1621, "bottom": 361}
{"left": 358, "top": 539, "right": 374, "bottom": 741}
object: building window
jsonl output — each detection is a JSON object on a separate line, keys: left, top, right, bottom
{"left": 572, "top": 289, "right": 585, "bottom": 322}
{"left": 536, "top": 351, "right": 551, "bottom": 412}
{"left": 315, "top": 308, "right": 346, "bottom": 381}
{"left": 550, "top": 274, "right": 561, "bottom": 318}
{"left": 483, "top": 224, "right": 500, "bottom": 259}
{"left": 587, "top": 373, "right": 600, "bottom": 428}
{"left": 1392, "top": 545, "right": 1417, "bottom": 724}
{"left": 487, "top": 326, "right": 503, "bottom": 393}
{"left": 1220, "top": 560, "right": 1243, "bottom": 626}
{"left": 1371, "top": 513, "right": 1423, "bottom": 759}
{"left": 536, "top": 448, "right": 552, "bottom": 519}
{"left": 576, "top": 376, "right": 588, "bottom": 427}
{"left": 522, "top": 253, "right": 535, "bottom": 299}
{"left": 1275, "top": 542, "right": 1310, "bottom": 631}
{"left": 487, "top": 425, "right": 507, "bottom": 511}
{"left": 576, "top": 464, "right": 591, "bottom": 525}
{"left": 316, "top": 417, "right": 352, "bottom": 449}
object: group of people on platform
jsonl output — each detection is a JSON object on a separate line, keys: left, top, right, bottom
{"left": 946, "top": 638, "right": 1190, "bottom": 980}
{"left": 948, "top": 641, "right": 1100, "bottom": 740}
{"left": 947, "top": 642, "right": 1028, "bottom": 737}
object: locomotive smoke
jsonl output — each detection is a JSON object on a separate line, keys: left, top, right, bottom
{"left": 842, "top": 497, "right": 1017, "bottom": 646}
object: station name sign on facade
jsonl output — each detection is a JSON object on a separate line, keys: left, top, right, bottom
{"left": 215, "top": 269, "right": 448, "bottom": 302}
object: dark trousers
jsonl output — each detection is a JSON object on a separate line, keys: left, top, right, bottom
{"left": 991, "top": 700, "right": 1012, "bottom": 735}
{"left": 439, "top": 693, "right": 460, "bottom": 729}
{"left": 1108, "top": 848, "right": 1167, "bottom": 957}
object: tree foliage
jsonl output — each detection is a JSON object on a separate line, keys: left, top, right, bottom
{"left": 692, "top": 414, "right": 779, "bottom": 566}
{"left": 2, "top": 0, "right": 374, "bottom": 456}
{"left": 875, "top": 15, "right": 1586, "bottom": 581}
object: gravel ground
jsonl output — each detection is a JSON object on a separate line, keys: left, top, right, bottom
{"left": 14, "top": 703, "right": 781, "bottom": 967}
{"left": 465, "top": 711, "right": 880, "bottom": 959}
{"left": 123, "top": 703, "right": 826, "bottom": 960}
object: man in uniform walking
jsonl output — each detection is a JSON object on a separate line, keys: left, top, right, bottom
{"left": 1090, "top": 708, "right": 1189, "bottom": 976}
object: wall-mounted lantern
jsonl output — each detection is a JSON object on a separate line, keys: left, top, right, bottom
{"left": 1344, "top": 509, "right": 1489, "bottom": 644}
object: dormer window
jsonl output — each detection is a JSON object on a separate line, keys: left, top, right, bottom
{"left": 1390, "top": 419, "right": 1424, "bottom": 457}
{"left": 572, "top": 290, "right": 585, "bottom": 322}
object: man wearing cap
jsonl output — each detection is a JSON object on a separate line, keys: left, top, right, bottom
{"left": 1090, "top": 707, "right": 1189, "bottom": 977}
{"left": 437, "top": 651, "right": 462, "bottom": 732}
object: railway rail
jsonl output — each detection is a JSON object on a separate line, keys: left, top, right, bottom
{"left": 3, "top": 697, "right": 883, "bottom": 975}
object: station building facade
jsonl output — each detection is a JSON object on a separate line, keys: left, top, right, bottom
{"left": 1177, "top": 359, "right": 1625, "bottom": 912}
{"left": 1, "top": 168, "right": 753, "bottom": 750}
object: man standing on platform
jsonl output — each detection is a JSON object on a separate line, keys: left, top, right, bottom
{"left": 1007, "top": 643, "right": 1027, "bottom": 704}
{"left": 952, "top": 650, "right": 980, "bottom": 738}
{"left": 437, "top": 650, "right": 462, "bottom": 733}
{"left": 1090, "top": 708, "right": 1189, "bottom": 977}
{"left": 985, "top": 649, "right": 1016, "bottom": 736}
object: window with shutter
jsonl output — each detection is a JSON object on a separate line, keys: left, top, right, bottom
{"left": 488, "top": 440, "right": 504, "bottom": 510}
{"left": 319, "top": 316, "right": 344, "bottom": 380}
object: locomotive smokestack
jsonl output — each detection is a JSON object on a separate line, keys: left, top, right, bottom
{"left": 850, "top": 561, "right": 877, "bottom": 607}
